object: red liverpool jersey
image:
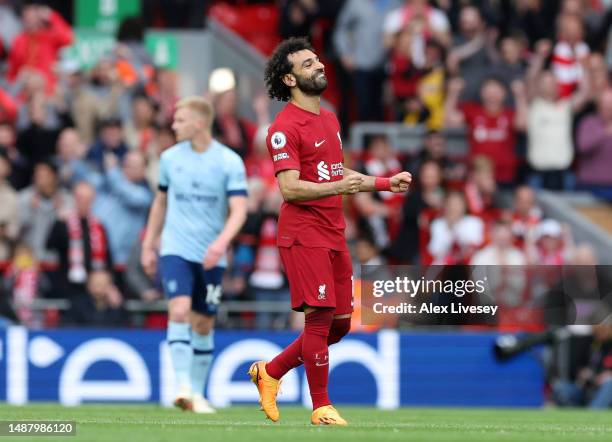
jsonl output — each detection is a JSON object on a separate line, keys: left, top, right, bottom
{"left": 266, "top": 102, "right": 347, "bottom": 251}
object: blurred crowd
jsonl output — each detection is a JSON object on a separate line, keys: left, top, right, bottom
{"left": 0, "top": 0, "right": 611, "bottom": 331}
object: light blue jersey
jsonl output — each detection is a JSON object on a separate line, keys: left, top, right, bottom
{"left": 158, "top": 139, "right": 248, "bottom": 266}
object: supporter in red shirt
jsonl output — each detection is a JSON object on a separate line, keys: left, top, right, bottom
{"left": 0, "top": 88, "right": 17, "bottom": 124}
{"left": 445, "top": 76, "right": 527, "bottom": 185}
{"left": 389, "top": 26, "right": 426, "bottom": 101}
{"left": 8, "top": 5, "right": 73, "bottom": 94}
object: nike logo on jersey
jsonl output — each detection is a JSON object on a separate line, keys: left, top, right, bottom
{"left": 314, "top": 139, "right": 326, "bottom": 148}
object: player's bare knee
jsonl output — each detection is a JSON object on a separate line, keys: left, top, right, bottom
{"left": 191, "top": 314, "right": 214, "bottom": 335}
{"left": 169, "top": 310, "right": 190, "bottom": 323}
{"left": 168, "top": 297, "right": 191, "bottom": 322}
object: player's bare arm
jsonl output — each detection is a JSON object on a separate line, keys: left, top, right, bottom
{"left": 276, "top": 169, "right": 363, "bottom": 202}
{"left": 141, "top": 190, "right": 168, "bottom": 276}
{"left": 203, "top": 195, "right": 248, "bottom": 269}
{"left": 343, "top": 168, "right": 412, "bottom": 193}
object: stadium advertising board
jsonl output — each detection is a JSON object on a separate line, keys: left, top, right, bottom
{"left": 0, "top": 328, "right": 542, "bottom": 407}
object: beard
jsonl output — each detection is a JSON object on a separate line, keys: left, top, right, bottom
{"left": 295, "top": 70, "right": 328, "bottom": 96}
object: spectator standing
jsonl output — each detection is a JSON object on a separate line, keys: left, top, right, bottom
{"left": 487, "top": 32, "right": 529, "bottom": 102}
{"left": 415, "top": 40, "right": 447, "bottom": 129}
{"left": 86, "top": 118, "right": 129, "bottom": 173}
{"left": 89, "top": 151, "right": 152, "bottom": 268}
{"left": 445, "top": 77, "right": 527, "bottom": 185}
{"left": 16, "top": 93, "right": 61, "bottom": 182}
{"left": 575, "top": 89, "right": 612, "bottom": 201}
{"left": 383, "top": 0, "right": 451, "bottom": 52}
{"left": 55, "top": 60, "right": 127, "bottom": 145}
{"left": 333, "top": 0, "right": 401, "bottom": 121}
{"left": 388, "top": 24, "right": 428, "bottom": 109}
{"left": 551, "top": 13, "right": 589, "bottom": 99}
{"left": 447, "top": 5, "right": 494, "bottom": 102}
{"left": 124, "top": 94, "right": 156, "bottom": 152}
{"left": 53, "top": 128, "right": 89, "bottom": 189}
{"left": 526, "top": 44, "right": 589, "bottom": 189}
{"left": 7, "top": 4, "right": 73, "bottom": 94}
{"left": 45, "top": 181, "right": 112, "bottom": 298}
{"left": 18, "top": 161, "right": 73, "bottom": 266}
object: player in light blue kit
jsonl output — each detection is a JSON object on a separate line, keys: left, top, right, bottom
{"left": 141, "top": 96, "right": 248, "bottom": 413}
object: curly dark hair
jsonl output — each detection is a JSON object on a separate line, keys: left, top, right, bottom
{"left": 264, "top": 37, "right": 314, "bottom": 102}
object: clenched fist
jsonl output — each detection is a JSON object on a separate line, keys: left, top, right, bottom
{"left": 390, "top": 171, "right": 412, "bottom": 193}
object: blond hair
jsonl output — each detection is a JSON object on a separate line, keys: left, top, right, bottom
{"left": 175, "top": 96, "right": 214, "bottom": 128}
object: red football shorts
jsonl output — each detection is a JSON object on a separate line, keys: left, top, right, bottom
{"left": 279, "top": 245, "right": 354, "bottom": 315}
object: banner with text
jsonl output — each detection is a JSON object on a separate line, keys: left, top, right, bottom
{"left": 0, "top": 329, "right": 542, "bottom": 407}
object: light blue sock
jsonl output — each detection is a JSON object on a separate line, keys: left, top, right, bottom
{"left": 167, "top": 321, "right": 192, "bottom": 390}
{"left": 191, "top": 331, "right": 214, "bottom": 397}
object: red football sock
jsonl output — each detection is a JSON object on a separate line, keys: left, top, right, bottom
{"left": 266, "top": 317, "right": 352, "bottom": 380}
{"left": 266, "top": 333, "right": 303, "bottom": 380}
{"left": 302, "top": 308, "right": 334, "bottom": 410}
{"left": 266, "top": 316, "right": 352, "bottom": 382}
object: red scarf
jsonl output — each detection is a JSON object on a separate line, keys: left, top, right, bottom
{"left": 67, "top": 212, "right": 108, "bottom": 283}
{"left": 13, "top": 266, "right": 39, "bottom": 327}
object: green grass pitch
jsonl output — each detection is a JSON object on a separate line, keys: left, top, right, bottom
{"left": 0, "top": 404, "right": 611, "bottom": 442}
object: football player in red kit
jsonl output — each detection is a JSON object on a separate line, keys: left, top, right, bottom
{"left": 248, "top": 37, "right": 412, "bottom": 426}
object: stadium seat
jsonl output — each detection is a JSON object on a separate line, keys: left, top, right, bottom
{"left": 209, "top": 4, "right": 280, "bottom": 55}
